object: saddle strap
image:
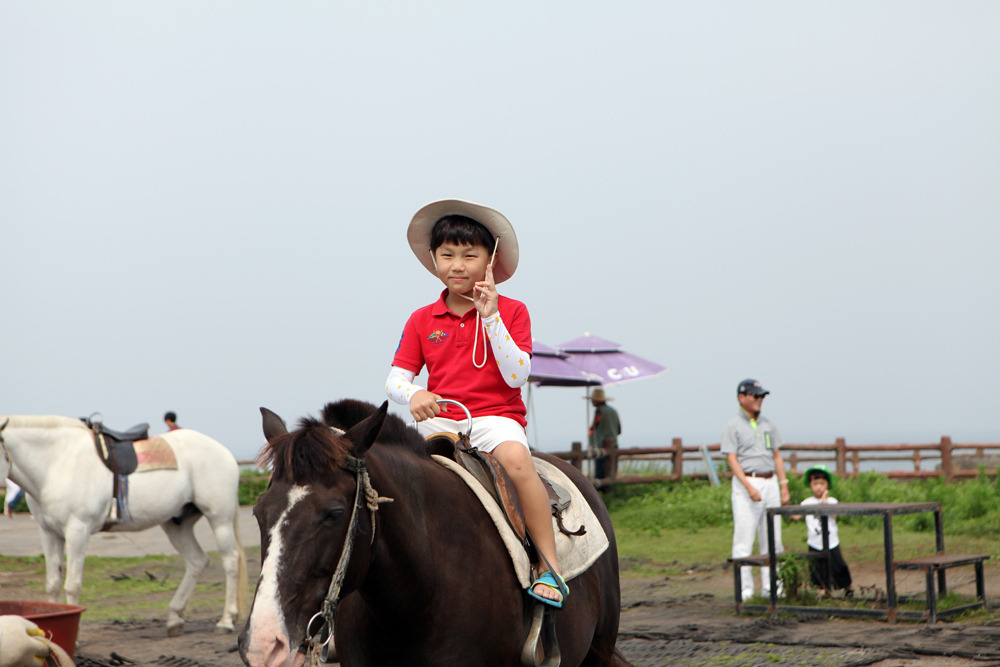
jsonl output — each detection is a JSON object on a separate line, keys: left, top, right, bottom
{"left": 454, "top": 439, "right": 528, "bottom": 545}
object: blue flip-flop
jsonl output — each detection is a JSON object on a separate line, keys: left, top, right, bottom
{"left": 527, "top": 571, "right": 568, "bottom": 608}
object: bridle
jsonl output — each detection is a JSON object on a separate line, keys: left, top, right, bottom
{"left": 300, "top": 433, "right": 393, "bottom": 662}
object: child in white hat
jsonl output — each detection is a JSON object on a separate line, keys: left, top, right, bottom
{"left": 385, "top": 199, "right": 567, "bottom": 607}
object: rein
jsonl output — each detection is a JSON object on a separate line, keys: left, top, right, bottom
{"left": 302, "top": 445, "right": 393, "bottom": 662}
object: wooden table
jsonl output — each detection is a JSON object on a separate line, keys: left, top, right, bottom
{"left": 764, "top": 502, "right": 943, "bottom": 622}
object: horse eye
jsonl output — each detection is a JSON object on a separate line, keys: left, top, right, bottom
{"left": 322, "top": 507, "right": 346, "bottom": 524}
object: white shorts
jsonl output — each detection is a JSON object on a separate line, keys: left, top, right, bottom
{"left": 415, "top": 415, "right": 529, "bottom": 453}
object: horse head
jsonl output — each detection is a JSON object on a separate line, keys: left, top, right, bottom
{"left": 239, "top": 401, "right": 388, "bottom": 667}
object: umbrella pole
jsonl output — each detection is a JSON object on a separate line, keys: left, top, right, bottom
{"left": 527, "top": 384, "right": 539, "bottom": 450}
{"left": 584, "top": 386, "right": 593, "bottom": 479}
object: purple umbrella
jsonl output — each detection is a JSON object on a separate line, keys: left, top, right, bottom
{"left": 525, "top": 341, "right": 602, "bottom": 450}
{"left": 554, "top": 333, "right": 667, "bottom": 476}
{"left": 557, "top": 333, "right": 667, "bottom": 386}
{"left": 529, "top": 341, "right": 603, "bottom": 387}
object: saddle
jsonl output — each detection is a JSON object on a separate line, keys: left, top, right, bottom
{"left": 82, "top": 415, "right": 150, "bottom": 527}
{"left": 426, "top": 433, "right": 584, "bottom": 667}
{"left": 425, "top": 433, "right": 586, "bottom": 548}
{"left": 83, "top": 416, "right": 150, "bottom": 475}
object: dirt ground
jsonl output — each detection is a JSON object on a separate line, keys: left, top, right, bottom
{"left": 3, "top": 556, "right": 998, "bottom": 667}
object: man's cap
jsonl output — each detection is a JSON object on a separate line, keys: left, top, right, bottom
{"left": 407, "top": 198, "right": 520, "bottom": 284}
{"left": 737, "top": 378, "right": 770, "bottom": 397}
{"left": 804, "top": 464, "right": 834, "bottom": 489}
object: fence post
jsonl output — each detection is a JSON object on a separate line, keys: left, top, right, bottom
{"left": 835, "top": 438, "right": 847, "bottom": 477}
{"left": 570, "top": 441, "right": 583, "bottom": 470}
{"left": 671, "top": 437, "right": 683, "bottom": 480}
{"left": 940, "top": 436, "right": 953, "bottom": 484}
{"left": 605, "top": 439, "right": 619, "bottom": 482}
{"left": 787, "top": 452, "right": 798, "bottom": 475}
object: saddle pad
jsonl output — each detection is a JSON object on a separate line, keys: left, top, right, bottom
{"left": 431, "top": 455, "right": 610, "bottom": 590}
{"left": 132, "top": 437, "right": 178, "bottom": 472}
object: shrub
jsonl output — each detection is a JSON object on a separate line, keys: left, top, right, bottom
{"left": 603, "top": 472, "right": 1000, "bottom": 537}
{"left": 238, "top": 470, "right": 270, "bottom": 506}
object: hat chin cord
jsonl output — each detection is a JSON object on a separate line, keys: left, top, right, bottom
{"left": 430, "top": 239, "right": 498, "bottom": 370}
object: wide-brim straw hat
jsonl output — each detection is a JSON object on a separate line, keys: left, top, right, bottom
{"left": 408, "top": 199, "right": 520, "bottom": 284}
{"left": 588, "top": 388, "right": 614, "bottom": 402}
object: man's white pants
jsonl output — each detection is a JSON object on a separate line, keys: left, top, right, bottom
{"left": 731, "top": 476, "right": 784, "bottom": 596}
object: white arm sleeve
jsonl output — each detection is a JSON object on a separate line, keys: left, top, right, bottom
{"left": 483, "top": 313, "right": 531, "bottom": 388}
{"left": 385, "top": 366, "right": 425, "bottom": 406}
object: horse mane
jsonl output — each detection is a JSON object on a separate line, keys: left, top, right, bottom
{"left": 258, "top": 400, "right": 427, "bottom": 485}
{"left": 258, "top": 416, "right": 350, "bottom": 486}
{"left": 3, "top": 415, "right": 89, "bottom": 430}
{"left": 321, "top": 399, "right": 427, "bottom": 455}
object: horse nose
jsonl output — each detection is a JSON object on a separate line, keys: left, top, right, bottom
{"left": 239, "top": 627, "right": 295, "bottom": 667}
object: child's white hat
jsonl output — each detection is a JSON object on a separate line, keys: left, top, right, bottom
{"left": 407, "top": 199, "right": 520, "bottom": 284}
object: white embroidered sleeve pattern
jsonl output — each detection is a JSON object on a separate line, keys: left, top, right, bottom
{"left": 482, "top": 313, "right": 531, "bottom": 388}
{"left": 385, "top": 366, "right": 425, "bottom": 405}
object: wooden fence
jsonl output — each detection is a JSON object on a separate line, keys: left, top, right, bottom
{"left": 553, "top": 437, "right": 1000, "bottom": 487}
{"left": 236, "top": 437, "right": 1000, "bottom": 487}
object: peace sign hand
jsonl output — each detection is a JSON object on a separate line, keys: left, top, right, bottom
{"left": 474, "top": 263, "right": 498, "bottom": 318}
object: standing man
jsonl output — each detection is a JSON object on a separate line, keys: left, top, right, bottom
{"left": 589, "top": 387, "right": 621, "bottom": 481}
{"left": 721, "top": 378, "right": 790, "bottom": 601}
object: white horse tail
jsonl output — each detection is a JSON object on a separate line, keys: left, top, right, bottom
{"left": 235, "top": 511, "right": 250, "bottom": 620}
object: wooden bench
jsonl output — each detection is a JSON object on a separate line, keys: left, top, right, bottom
{"left": 894, "top": 553, "right": 990, "bottom": 624}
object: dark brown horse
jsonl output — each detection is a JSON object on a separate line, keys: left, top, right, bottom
{"left": 238, "top": 399, "right": 628, "bottom": 667}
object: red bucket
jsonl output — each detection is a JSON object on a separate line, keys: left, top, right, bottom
{"left": 0, "top": 600, "right": 86, "bottom": 658}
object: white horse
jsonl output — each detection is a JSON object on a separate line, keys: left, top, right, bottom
{"left": 0, "top": 415, "right": 249, "bottom": 636}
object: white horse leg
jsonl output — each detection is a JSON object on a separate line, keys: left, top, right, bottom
{"left": 159, "top": 519, "right": 210, "bottom": 637}
{"left": 37, "top": 527, "right": 66, "bottom": 603}
{"left": 61, "top": 519, "right": 93, "bottom": 606}
{"left": 206, "top": 518, "right": 241, "bottom": 633}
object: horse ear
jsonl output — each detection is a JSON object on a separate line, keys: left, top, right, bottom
{"left": 260, "top": 407, "right": 288, "bottom": 443}
{"left": 343, "top": 400, "right": 388, "bottom": 457}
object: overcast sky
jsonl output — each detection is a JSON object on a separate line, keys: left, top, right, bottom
{"left": 2, "top": 2, "right": 997, "bottom": 462}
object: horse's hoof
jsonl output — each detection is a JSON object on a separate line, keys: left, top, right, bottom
{"left": 214, "top": 624, "right": 235, "bottom": 635}
{"left": 166, "top": 623, "right": 184, "bottom": 637}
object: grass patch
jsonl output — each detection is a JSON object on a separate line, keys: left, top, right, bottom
{"left": 603, "top": 472, "right": 1000, "bottom": 538}
{"left": 238, "top": 469, "right": 269, "bottom": 506}
{"left": 605, "top": 477, "right": 1000, "bottom": 621}
{"left": 0, "top": 551, "right": 259, "bottom": 622}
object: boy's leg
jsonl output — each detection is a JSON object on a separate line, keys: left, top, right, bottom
{"left": 492, "top": 441, "right": 563, "bottom": 603}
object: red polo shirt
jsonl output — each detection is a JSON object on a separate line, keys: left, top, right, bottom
{"left": 393, "top": 290, "right": 532, "bottom": 426}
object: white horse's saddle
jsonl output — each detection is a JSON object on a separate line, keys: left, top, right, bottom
{"left": 83, "top": 417, "right": 150, "bottom": 475}
{"left": 81, "top": 417, "right": 178, "bottom": 528}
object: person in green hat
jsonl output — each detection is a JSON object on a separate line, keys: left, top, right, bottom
{"left": 799, "top": 465, "right": 854, "bottom": 597}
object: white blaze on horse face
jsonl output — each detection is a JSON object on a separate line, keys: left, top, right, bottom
{"left": 245, "top": 485, "right": 310, "bottom": 667}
